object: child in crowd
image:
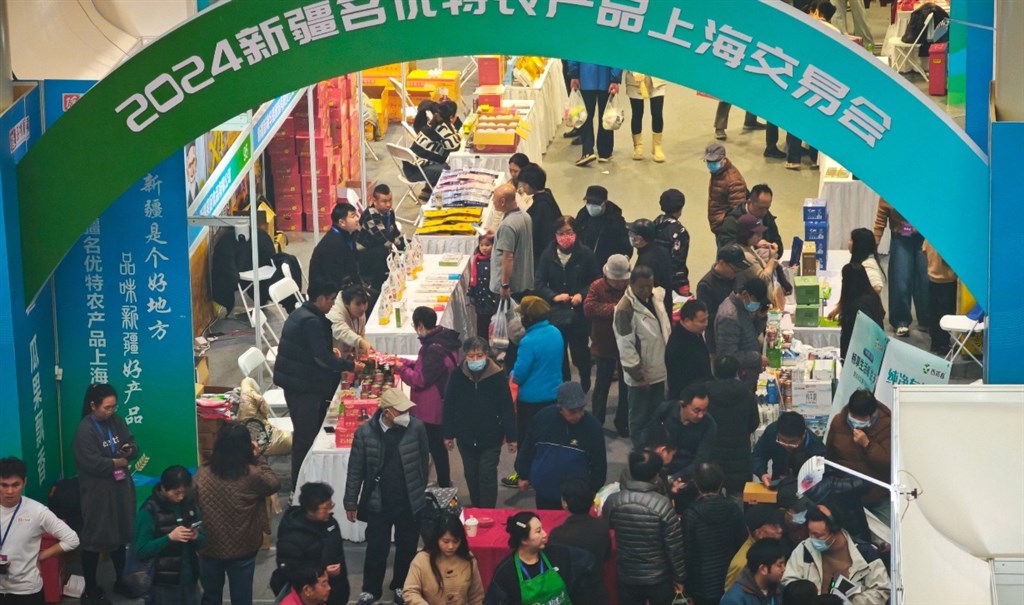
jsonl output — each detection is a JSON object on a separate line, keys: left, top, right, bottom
{"left": 468, "top": 232, "right": 499, "bottom": 339}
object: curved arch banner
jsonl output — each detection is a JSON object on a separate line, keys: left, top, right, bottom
{"left": 17, "top": 0, "right": 989, "bottom": 305}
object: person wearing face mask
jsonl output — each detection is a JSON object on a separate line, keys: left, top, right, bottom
{"left": 698, "top": 244, "right": 751, "bottom": 355}
{"left": 665, "top": 299, "right": 712, "bottom": 400}
{"left": 583, "top": 254, "right": 632, "bottom": 434}
{"left": 825, "top": 390, "right": 892, "bottom": 526}
{"left": 574, "top": 185, "right": 632, "bottom": 267}
{"left": 721, "top": 539, "right": 787, "bottom": 605}
{"left": 704, "top": 142, "right": 748, "bottom": 235}
{"left": 344, "top": 388, "right": 429, "bottom": 605}
{"left": 782, "top": 506, "right": 890, "bottom": 604}
{"left": 714, "top": 277, "right": 771, "bottom": 391}
{"left": 535, "top": 215, "right": 600, "bottom": 392}
{"left": 442, "top": 338, "right": 517, "bottom": 509}
{"left": 752, "top": 412, "right": 827, "bottom": 489}
{"left": 516, "top": 164, "right": 562, "bottom": 267}
{"left": 724, "top": 505, "right": 787, "bottom": 592}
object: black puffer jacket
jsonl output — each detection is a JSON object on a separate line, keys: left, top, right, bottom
{"left": 442, "top": 359, "right": 517, "bottom": 448}
{"left": 534, "top": 242, "right": 600, "bottom": 327}
{"left": 270, "top": 506, "right": 346, "bottom": 593}
{"left": 706, "top": 378, "right": 760, "bottom": 494}
{"left": 683, "top": 494, "right": 748, "bottom": 601}
{"left": 526, "top": 190, "right": 563, "bottom": 265}
{"left": 343, "top": 410, "right": 429, "bottom": 515}
{"left": 603, "top": 480, "right": 686, "bottom": 585}
{"left": 574, "top": 201, "right": 632, "bottom": 267}
{"left": 274, "top": 301, "right": 352, "bottom": 395}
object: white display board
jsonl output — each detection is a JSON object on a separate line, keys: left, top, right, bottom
{"left": 892, "top": 385, "right": 1024, "bottom": 605}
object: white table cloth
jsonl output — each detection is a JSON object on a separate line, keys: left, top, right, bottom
{"left": 817, "top": 155, "right": 890, "bottom": 255}
{"left": 292, "top": 428, "right": 368, "bottom": 541}
{"left": 781, "top": 250, "right": 850, "bottom": 349}
{"left": 504, "top": 59, "right": 567, "bottom": 156}
{"left": 365, "top": 254, "right": 474, "bottom": 354}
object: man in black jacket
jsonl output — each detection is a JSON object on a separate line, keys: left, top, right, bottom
{"left": 272, "top": 482, "right": 349, "bottom": 605}
{"left": 697, "top": 244, "right": 751, "bottom": 354}
{"left": 752, "top": 412, "right": 827, "bottom": 488}
{"left": 308, "top": 202, "right": 361, "bottom": 290}
{"left": 716, "top": 184, "right": 784, "bottom": 258}
{"left": 653, "top": 383, "right": 717, "bottom": 483}
{"left": 665, "top": 299, "right": 712, "bottom": 399}
{"left": 629, "top": 218, "right": 674, "bottom": 319}
{"left": 274, "top": 280, "right": 360, "bottom": 486}
{"left": 575, "top": 185, "right": 632, "bottom": 267}
{"left": 344, "top": 389, "right": 429, "bottom": 605}
{"left": 653, "top": 188, "right": 692, "bottom": 296}
{"left": 357, "top": 185, "right": 405, "bottom": 309}
{"left": 517, "top": 163, "right": 562, "bottom": 266}
{"left": 706, "top": 356, "right": 760, "bottom": 498}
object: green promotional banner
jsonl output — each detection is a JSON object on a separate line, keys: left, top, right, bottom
{"left": 17, "top": 0, "right": 989, "bottom": 307}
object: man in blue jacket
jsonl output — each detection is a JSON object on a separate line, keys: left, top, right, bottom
{"left": 565, "top": 61, "right": 622, "bottom": 166}
{"left": 515, "top": 382, "right": 607, "bottom": 509}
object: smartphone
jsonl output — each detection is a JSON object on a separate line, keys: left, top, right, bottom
{"left": 667, "top": 470, "right": 687, "bottom": 484}
{"left": 769, "top": 478, "right": 782, "bottom": 489}
{"left": 189, "top": 520, "right": 204, "bottom": 530}
{"left": 323, "top": 426, "right": 335, "bottom": 433}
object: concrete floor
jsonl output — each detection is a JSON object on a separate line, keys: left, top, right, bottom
{"left": 88, "top": 5, "right": 978, "bottom": 604}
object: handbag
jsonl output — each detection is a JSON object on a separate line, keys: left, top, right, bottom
{"left": 419, "top": 487, "right": 461, "bottom": 541}
{"left": 120, "top": 543, "right": 155, "bottom": 598}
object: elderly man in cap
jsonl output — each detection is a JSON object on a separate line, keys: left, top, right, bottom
{"left": 502, "top": 295, "right": 564, "bottom": 488}
{"left": 515, "top": 382, "right": 607, "bottom": 509}
{"left": 584, "top": 254, "right": 632, "bottom": 433}
{"left": 490, "top": 182, "right": 534, "bottom": 301}
{"left": 344, "top": 388, "right": 429, "bottom": 605}
{"left": 715, "top": 277, "right": 770, "bottom": 391}
{"left": 704, "top": 142, "right": 749, "bottom": 235}
{"left": 724, "top": 504, "right": 787, "bottom": 591}
{"left": 629, "top": 218, "right": 675, "bottom": 319}
{"left": 575, "top": 185, "right": 632, "bottom": 267}
{"left": 698, "top": 244, "right": 752, "bottom": 354}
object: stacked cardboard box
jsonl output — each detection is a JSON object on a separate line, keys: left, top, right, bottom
{"left": 802, "top": 198, "right": 829, "bottom": 271}
{"left": 267, "top": 76, "right": 363, "bottom": 232}
{"left": 334, "top": 399, "right": 379, "bottom": 447}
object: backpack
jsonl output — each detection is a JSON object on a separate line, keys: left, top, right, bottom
{"left": 419, "top": 488, "right": 461, "bottom": 541}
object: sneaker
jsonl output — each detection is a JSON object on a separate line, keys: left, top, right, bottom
{"left": 575, "top": 154, "right": 597, "bottom": 167}
{"left": 571, "top": 137, "right": 582, "bottom": 145}
{"left": 81, "top": 588, "right": 112, "bottom": 605}
{"left": 715, "top": 129, "right": 727, "bottom": 140}
{"left": 896, "top": 326, "right": 910, "bottom": 337}
{"left": 501, "top": 472, "right": 519, "bottom": 488}
{"left": 563, "top": 128, "right": 580, "bottom": 139}
{"left": 598, "top": 155, "right": 613, "bottom": 163}
{"left": 763, "top": 147, "right": 786, "bottom": 159}
{"left": 743, "top": 121, "right": 767, "bottom": 130}
{"left": 356, "top": 592, "right": 377, "bottom": 605}
{"left": 784, "top": 162, "right": 801, "bottom": 170}
{"left": 394, "top": 588, "right": 406, "bottom": 605}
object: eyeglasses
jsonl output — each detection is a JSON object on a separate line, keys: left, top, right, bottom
{"left": 776, "top": 437, "right": 802, "bottom": 449}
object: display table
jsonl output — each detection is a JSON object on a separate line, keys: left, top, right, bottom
{"left": 504, "top": 59, "right": 567, "bottom": 154}
{"left": 419, "top": 235, "right": 478, "bottom": 255}
{"left": 365, "top": 254, "right": 474, "bottom": 354}
{"left": 781, "top": 250, "right": 849, "bottom": 349}
{"left": 463, "top": 507, "right": 619, "bottom": 603}
{"left": 448, "top": 100, "right": 545, "bottom": 172}
{"left": 817, "top": 155, "right": 890, "bottom": 255}
{"left": 292, "top": 427, "right": 367, "bottom": 541}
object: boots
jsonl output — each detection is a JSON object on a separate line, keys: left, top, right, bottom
{"left": 652, "top": 132, "right": 666, "bottom": 162}
{"left": 632, "top": 134, "right": 644, "bottom": 160}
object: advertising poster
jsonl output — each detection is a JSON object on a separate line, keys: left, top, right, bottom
{"left": 54, "top": 151, "right": 197, "bottom": 502}
{"left": 831, "top": 311, "right": 889, "bottom": 414}
{"left": 873, "top": 338, "right": 953, "bottom": 407}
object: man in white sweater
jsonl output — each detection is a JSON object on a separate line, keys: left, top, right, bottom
{"left": 0, "top": 457, "right": 80, "bottom": 604}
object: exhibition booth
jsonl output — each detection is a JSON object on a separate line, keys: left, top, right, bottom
{"left": 2, "top": 1, "right": 1022, "bottom": 603}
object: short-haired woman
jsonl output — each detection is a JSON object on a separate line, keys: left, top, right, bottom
{"left": 271, "top": 482, "right": 349, "bottom": 605}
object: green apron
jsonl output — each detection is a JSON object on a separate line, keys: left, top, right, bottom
{"left": 515, "top": 551, "right": 572, "bottom": 605}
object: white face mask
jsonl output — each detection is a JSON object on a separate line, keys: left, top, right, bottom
{"left": 393, "top": 412, "right": 411, "bottom": 427}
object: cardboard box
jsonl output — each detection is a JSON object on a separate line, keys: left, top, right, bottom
{"left": 804, "top": 221, "right": 829, "bottom": 243}
{"left": 274, "top": 192, "right": 302, "bottom": 213}
{"left": 298, "top": 154, "right": 331, "bottom": 176}
{"left": 792, "top": 380, "right": 833, "bottom": 412}
{"left": 801, "top": 241, "right": 818, "bottom": 276}
{"left": 269, "top": 153, "right": 299, "bottom": 178}
{"left": 794, "top": 276, "right": 820, "bottom": 305}
{"left": 267, "top": 138, "right": 295, "bottom": 156}
{"left": 274, "top": 171, "right": 301, "bottom": 194}
{"left": 276, "top": 210, "right": 303, "bottom": 231}
{"left": 475, "top": 85, "right": 505, "bottom": 109}
{"left": 477, "top": 55, "right": 506, "bottom": 86}
{"left": 303, "top": 212, "right": 332, "bottom": 233}
{"left": 302, "top": 190, "right": 335, "bottom": 215}
{"left": 795, "top": 303, "right": 820, "bottom": 327}
{"left": 802, "top": 198, "right": 828, "bottom": 222}
{"left": 296, "top": 134, "right": 329, "bottom": 158}
{"left": 743, "top": 481, "right": 778, "bottom": 505}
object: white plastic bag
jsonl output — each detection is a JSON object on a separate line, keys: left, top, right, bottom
{"left": 564, "top": 89, "right": 587, "bottom": 129}
{"left": 602, "top": 94, "right": 624, "bottom": 131}
{"left": 489, "top": 298, "right": 511, "bottom": 352}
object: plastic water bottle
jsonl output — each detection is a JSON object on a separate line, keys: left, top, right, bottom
{"left": 766, "top": 378, "right": 779, "bottom": 405}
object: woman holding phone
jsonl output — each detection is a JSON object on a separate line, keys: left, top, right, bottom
{"left": 73, "top": 383, "right": 140, "bottom": 605}
{"left": 134, "top": 466, "right": 207, "bottom": 605}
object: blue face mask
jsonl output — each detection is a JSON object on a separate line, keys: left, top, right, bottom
{"left": 848, "top": 414, "right": 875, "bottom": 430}
{"left": 586, "top": 203, "right": 604, "bottom": 217}
{"left": 809, "top": 535, "right": 834, "bottom": 552}
{"left": 467, "top": 359, "right": 487, "bottom": 372}
{"left": 745, "top": 301, "right": 762, "bottom": 313}
{"left": 707, "top": 160, "right": 723, "bottom": 173}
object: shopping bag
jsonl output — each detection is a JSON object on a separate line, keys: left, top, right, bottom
{"left": 489, "top": 298, "right": 511, "bottom": 352}
{"left": 564, "top": 89, "right": 587, "bottom": 129}
{"left": 120, "top": 544, "right": 154, "bottom": 598}
{"left": 602, "top": 94, "right": 624, "bottom": 131}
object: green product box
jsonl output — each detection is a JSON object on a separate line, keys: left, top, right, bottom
{"left": 794, "top": 276, "right": 821, "bottom": 305}
{"left": 795, "top": 304, "right": 821, "bottom": 327}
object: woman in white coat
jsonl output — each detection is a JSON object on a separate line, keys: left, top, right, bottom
{"left": 624, "top": 71, "right": 668, "bottom": 162}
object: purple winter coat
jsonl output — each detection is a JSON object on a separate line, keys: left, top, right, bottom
{"left": 399, "top": 327, "right": 461, "bottom": 425}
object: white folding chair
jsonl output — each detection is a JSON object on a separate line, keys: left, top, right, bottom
{"left": 385, "top": 143, "right": 430, "bottom": 225}
{"left": 940, "top": 314, "right": 985, "bottom": 368}
{"left": 237, "top": 346, "right": 287, "bottom": 416}
{"left": 280, "top": 262, "right": 306, "bottom": 300}
{"left": 401, "top": 121, "right": 417, "bottom": 144}
{"left": 252, "top": 309, "right": 279, "bottom": 365}
{"left": 269, "top": 277, "right": 303, "bottom": 321}
{"left": 891, "top": 12, "right": 934, "bottom": 78}
{"left": 237, "top": 260, "right": 276, "bottom": 321}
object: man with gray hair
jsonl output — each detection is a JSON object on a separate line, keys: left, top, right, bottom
{"left": 490, "top": 182, "right": 534, "bottom": 301}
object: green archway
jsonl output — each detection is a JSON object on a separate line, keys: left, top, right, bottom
{"left": 17, "top": 0, "right": 988, "bottom": 305}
